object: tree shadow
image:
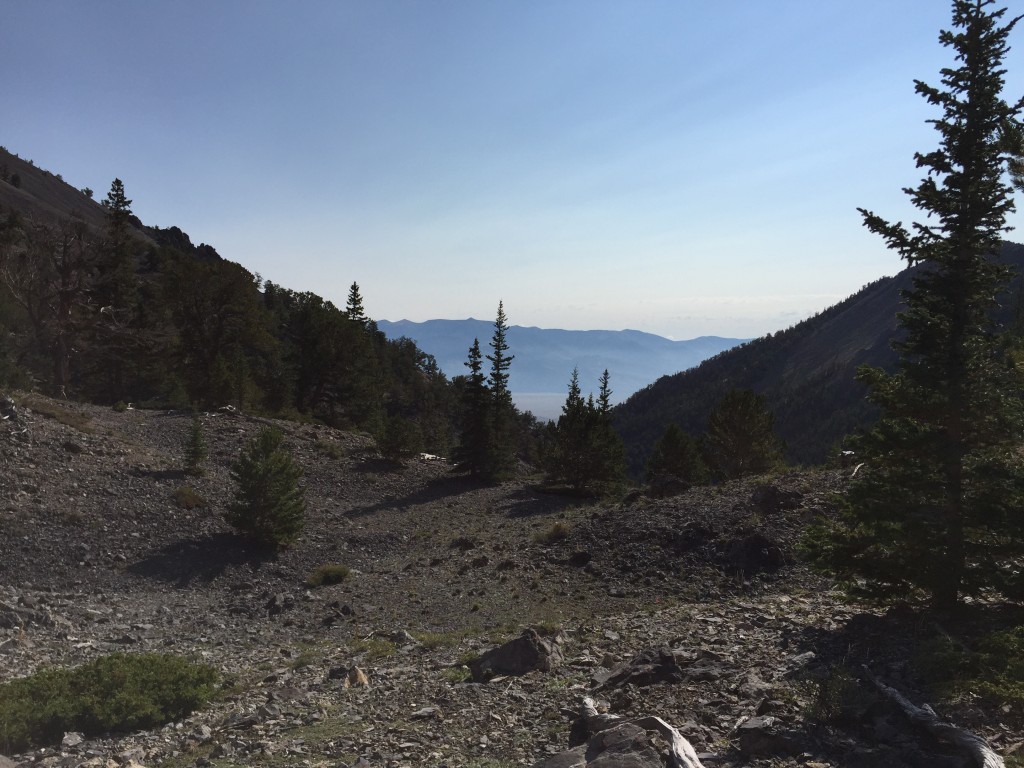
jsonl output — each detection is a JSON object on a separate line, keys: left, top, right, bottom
{"left": 130, "top": 466, "right": 186, "bottom": 481}
{"left": 127, "top": 532, "right": 276, "bottom": 588}
{"left": 345, "top": 473, "right": 486, "bottom": 518}
{"left": 355, "top": 457, "right": 405, "bottom": 474}
{"left": 504, "top": 486, "right": 579, "bottom": 518}
{"left": 784, "top": 599, "right": 1024, "bottom": 763}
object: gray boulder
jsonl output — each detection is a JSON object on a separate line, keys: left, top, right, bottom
{"left": 470, "top": 628, "right": 564, "bottom": 681}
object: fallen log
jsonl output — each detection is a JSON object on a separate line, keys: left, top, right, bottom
{"left": 865, "top": 668, "right": 1004, "bottom": 768}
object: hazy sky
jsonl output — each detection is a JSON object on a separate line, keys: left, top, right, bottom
{"left": 4, "top": 2, "right": 1023, "bottom": 339}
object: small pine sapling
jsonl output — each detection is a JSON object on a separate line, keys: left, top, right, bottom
{"left": 184, "top": 411, "right": 207, "bottom": 477}
{"left": 226, "top": 427, "right": 306, "bottom": 548}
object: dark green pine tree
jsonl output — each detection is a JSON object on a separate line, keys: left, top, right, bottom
{"left": 702, "top": 389, "right": 783, "bottom": 480}
{"left": 454, "top": 337, "right": 493, "bottom": 478}
{"left": 645, "top": 423, "right": 708, "bottom": 488}
{"left": 88, "top": 178, "right": 140, "bottom": 403}
{"left": 547, "top": 368, "right": 626, "bottom": 492}
{"left": 96, "top": 178, "right": 137, "bottom": 309}
{"left": 590, "top": 369, "right": 627, "bottom": 486}
{"left": 484, "top": 301, "right": 517, "bottom": 480}
{"left": 184, "top": 411, "right": 207, "bottom": 477}
{"left": 552, "top": 367, "right": 591, "bottom": 489}
{"left": 226, "top": 427, "right": 306, "bottom": 548}
{"left": 806, "top": 0, "right": 1024, "bottom": 608}
{"left": 345, "top": 281, "right": 368, "bottom": 325}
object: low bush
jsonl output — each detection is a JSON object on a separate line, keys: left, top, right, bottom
{"left": 306, "top": 563, "right": 350, "bottom": 588}
{"left": 19, "top": 395, "right": 94, "bottom": 433}
{"left": 173, "top": 485, "right": 208, "bottom": 510}
{"left": 534, "top": 522, "right": 571, "bottom": 544}
{"left": 0, "top": 652, "right": 218, "bottom": 753}
{"left": 914, "top": 625, "right": 1024, "bottom": 710}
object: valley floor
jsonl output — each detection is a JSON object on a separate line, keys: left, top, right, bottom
{"left": 0, "top": 396, "right": 1019, "bottom": 767}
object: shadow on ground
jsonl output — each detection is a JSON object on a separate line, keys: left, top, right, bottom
{"left": 345, "top": 473, "right": 483, "bottom": 518}
{"left": 127, "top": 533, "right": 276, "bottom": 587}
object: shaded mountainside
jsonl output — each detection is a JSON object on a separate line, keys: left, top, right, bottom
{"left": 614, "top": 242, "right": 1024, "bottom": 473}
{"left": 0, "top": 147, "right": 124, "bottom": 233}
{"left": 377, "top": 318, "right": 746, "bottom": 403}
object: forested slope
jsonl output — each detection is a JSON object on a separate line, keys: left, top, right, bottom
{"left": 614, "top": 242, "right": 1024, "bottom": 473}
{"left": 0, "top": 148, "right": 456, "bottom": 457}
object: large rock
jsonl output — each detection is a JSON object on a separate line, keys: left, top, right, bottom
{"left": 470, "top": 628, "right": 564, "bottom": 681}
{"left": 533, "top": 722, "right": 664, "bottom": 768}
{"left": 593, "top": 647, "right": 685, "bottom": 690}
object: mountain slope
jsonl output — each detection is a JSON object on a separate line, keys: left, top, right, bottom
{"left": 377, "top": 318, "right": 746, "bottom": 412}
{"left": 614, "top": 242, "right": 1024, "bottom": 472}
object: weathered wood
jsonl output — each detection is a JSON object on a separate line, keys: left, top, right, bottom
{"left": 866, "top": 669, "right": 1004, "bottom": 768}
{"left": 581, "top": 697, "right": 706, "bottom": 768}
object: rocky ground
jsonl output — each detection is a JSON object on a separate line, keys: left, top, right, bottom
{"left": 0, "top": 394, "right": 1021, "bottom": 768}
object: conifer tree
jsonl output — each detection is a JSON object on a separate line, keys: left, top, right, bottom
{"left": 806, "top": 0, "right": 1024, "bottom": 608}
{"left": 184, "top": 411, "right": 207, "bottom": 477}
{"left": 484, "top": 301, "right": 517, "bottom": 480}
{"left": 547, "top": 368, "right": 626, "bottom": 492}
{"left": 345, "top": 282, "right": 367, "bottom": 325}
{"left": 702, "top": 389, "right": 783, "bottom": 480}
{"left": 645, "top": 423, "right": 708, "bottom": 488}
{"left": 455, "top": 338, "right": 493, "bottom": 477}
{"left": 96, "top": 178, "right": 136, "bottom": 309}
{"left": 226, "top": 427, "right": 306, "bottom": 548}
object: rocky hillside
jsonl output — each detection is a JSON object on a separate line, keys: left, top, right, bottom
{"left": 1, "top": 394, "right": 1019, "bottom": 768}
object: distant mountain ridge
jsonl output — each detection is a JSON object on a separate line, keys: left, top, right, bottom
{"left": 376, "top": 319, "right": 747, "bottom": 418}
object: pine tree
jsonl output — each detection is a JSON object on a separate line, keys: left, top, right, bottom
{"left": 184, "top": 411, "right": 207, "bottom": 477}
{"left": 806, "top": 0, "right": 1024, "bottom": 608}
{"left": 547, "top": 368, "right": 626, "bottom": 492}
{"left": 702, "top": 389, "right": 783, "bottom": 480}
{"left": 97, "top": 178, "right": 136, "bottom": 309}
{"left": 645, "top": 423, "right": 708, "bottom": 488}
{"left": 345, "top": 282, "right": 367, "bottom": 325}
{"left": 455, "top": 338, "right": 493, "bottom": 477}
{"left": 226, "top": 427, "right": 306, "bottom": 548}
{"left": 484, "top": 301, "right": 516, "bottom": 480}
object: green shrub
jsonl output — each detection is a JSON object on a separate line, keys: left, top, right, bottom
{"left": 306, "top": 563, "right": 350, "bottom": 588}
{"left": 173, "top": 485, "right": 208, "bottom": 510}
{"left": 351, "top": 637, "right": 396, "bottom": 660}
{"left": 0, "top": 652, "right": 217, "bottom": 753}
{"left": 914, "top": 625, "right": 1024, "bottom": 710}
{"left": 804, "top": 667, "right": 876, "bottom": 724}
{"left": 534, "top": 522, "right": 571, "bottom": 544}
{"left": 226, "top": 427, "right": 305, "bottom": 548}
{"left": 314, "top": 439, "right": 344, "bottom": 460}
{"left": 20, "top": 395, "right": 93, "bottom": 433}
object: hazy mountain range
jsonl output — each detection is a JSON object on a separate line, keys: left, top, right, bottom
{"left": 376, "top": 319, "right": 747, "bottom": 420}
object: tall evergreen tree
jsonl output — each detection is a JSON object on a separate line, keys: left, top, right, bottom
{"left": 807, "top": 0, "right": 1024, "bottom": 608}
{"left": 345, "top": 281, "right": 367, "bottom": 325}
{"left": 89, "top": 178, "right": 141, "bottom": 402}
{"left": 97, "top": 178, "right": 135, "bottom": 307}
{"left": 454, "top": 338, "right": 492, "bottom": 477}
{"left": 546, "top": 368, "right": 626, "bottom": 492}
{"left": 484, "top": 301, "right": 517, "bottom": 480}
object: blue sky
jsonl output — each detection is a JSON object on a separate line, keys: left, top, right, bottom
{"left": 4, "top": 1, "right": 1023, "bottom": 338}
